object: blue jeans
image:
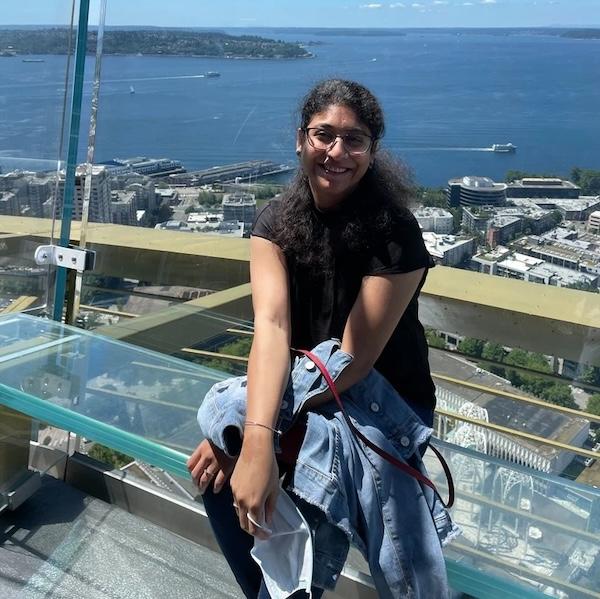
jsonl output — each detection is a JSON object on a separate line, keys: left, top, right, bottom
{"left": 202, "top": 483, "right": 325, "bottom": 599}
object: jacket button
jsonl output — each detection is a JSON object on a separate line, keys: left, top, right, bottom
{"left": 280, "top": 400, "right": 288, "bottom": 409}
{"left": 400, "top": 436, "right": 410, "bottom": 447}
{"left": 370, "top": 402, "right": 380, "bottom": 413}
{"left": 305, "top": 360, "right": 316, "bottom": 371}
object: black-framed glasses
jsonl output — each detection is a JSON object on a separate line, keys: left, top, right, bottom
{"left": 302, "top": 127, "right": 374, "bottom": 155}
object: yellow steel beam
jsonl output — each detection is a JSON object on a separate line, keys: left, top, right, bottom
{"left": 433, "top": 372, "right": 600, "bottom": 423}
{"left": 436, "top": 408, "right": 599, "bottom": 460}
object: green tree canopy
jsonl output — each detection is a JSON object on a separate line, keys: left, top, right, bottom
{"left": 458, "top": 337, "right": 485, "bottom": 357}
{"left": 482, "top": 342, "right": 506, "bottom": 363}
{"left": 570, "top": 167, "right": 600, "bottom": 195}
{"left": 587, "top": 394, "right": 600, "bottom": 416}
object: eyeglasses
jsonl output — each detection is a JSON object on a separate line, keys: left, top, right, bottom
{"left": 302, "top": 127, "right": 374, "bottom": 155}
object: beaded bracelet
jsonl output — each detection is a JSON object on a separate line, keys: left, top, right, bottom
{"left": 245, "top": 420, "right": 282, "bottom": 436}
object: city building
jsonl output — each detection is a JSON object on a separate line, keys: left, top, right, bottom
{"left": 462, "top": 205, "right": 494, "bottom": 234}
{"left": 167, "top": 160, "right": 292, "bottom": 186}
{"left": 414, "top": 206, "right": 454, "bottom": 233}
{"left": 55, "top": 165, "right": 111, "bottom": 223}
{"left": 100, "top": 157, "right": 185, "bottom": 177}
{"left": 422, "top": 232, "right": 476, "bottom": 266}
{"left": 589, "top": 210, "right": 600, "bottom": 233}
{"left": 486, "top": 214, "right": 523, "bottom": 247}
{"left": 222, "top": 192, "right": 256, "bottom": 227}
{"left": 510, "top": 196, "right": 600, "bottom": 221}
{"left": 155, "top": 187, "right": 180, "bottom": 206}
{"left": 110, "top": 190, "right": 138, "bottom": 226}
{"left": 506, "top": 177, "right": 580, "bottom": 199}
{"left": 512, "top": 228, "right": 600, "bottom": 276}
{"left": 472, "top": 248, "right": 599, "bottom": 288}
{"left": 446, "top": 176, "right": 507, "bottom": 208}
{"left": 0, "top": 191, "right": 18, "bottom": 216}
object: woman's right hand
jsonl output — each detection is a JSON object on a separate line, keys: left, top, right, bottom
{"left": 230, "top": 428, "right": 280, "bottom": 540}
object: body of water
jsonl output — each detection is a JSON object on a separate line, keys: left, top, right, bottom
{"left": 1, "top": 29, "right": 599, "bottom": 186}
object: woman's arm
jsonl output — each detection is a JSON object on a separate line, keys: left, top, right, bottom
{"left": 229, "top": 235, "right": 291, "bottom": 537}
{"left": 304, "top": 268, "right": 425, "bottom": 410}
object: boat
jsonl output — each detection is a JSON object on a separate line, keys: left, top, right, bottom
{"left": 491, "top": 143, "right": 517, "bottom": 153}
{"left": 22, "top": 58, "right": 45, "bottom": 63}
{"left": 205, "top": 71, "right": 220, "bottom": 78}
{"left": 129, "top": 86, "right": 135, "bottom": 94}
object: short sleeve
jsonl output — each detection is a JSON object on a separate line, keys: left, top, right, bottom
{"left": 250, "top": 201, "right": 276, "bottom": 241}
{"left": 366, "top": 211, "right": 435, "bottom": 275}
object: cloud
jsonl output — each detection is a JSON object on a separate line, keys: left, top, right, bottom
{"left": 360, "top": 3, "right": 383, "bottom": 7}
{"left": 389, "top": 2, "right": 406, "bottom": 7}
{"left": 463, "top": 1, "right": 474, "bottom": 5}
{"left": 411, "top": 2, "right": 424, "bottom": 7}
{"left": 433, "top": 0, "right": 449, "bottom": 4}
{"left": 480, "top": 0, "right": 497, "bottom": 3}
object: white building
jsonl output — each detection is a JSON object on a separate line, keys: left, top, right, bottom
{"left": 414, "top": 207, "right": 454, "bottom": 234}
{"left": 588, "top": 210, "right": 600, "bottom": 233}
{"left": 422, "top": 232, "right": 476, "bottom": 266}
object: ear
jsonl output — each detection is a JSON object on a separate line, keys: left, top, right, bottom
{"left": 296, "top": 128, "right": 304, "bottom": 155}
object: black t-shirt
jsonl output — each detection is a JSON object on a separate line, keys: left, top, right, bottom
{"left": 251, "top": 198, "right": 436, "bottom": 410}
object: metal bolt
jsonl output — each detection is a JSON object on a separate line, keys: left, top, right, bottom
{"left": 71, "top": 257, "right": 77, "bottom": 264}
{"left": 58, "top": 254, "right": 63, "bottom": 262}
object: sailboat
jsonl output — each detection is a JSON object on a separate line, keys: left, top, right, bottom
{"left": 129, "top": 85, "right": 135, "bottom": 95}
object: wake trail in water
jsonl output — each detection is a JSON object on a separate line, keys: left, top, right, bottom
{"left": 399, "top": 147, "right": 494, "bottom": 152}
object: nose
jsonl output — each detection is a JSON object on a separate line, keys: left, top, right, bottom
{"left": 326, "top": 136, "right": 349, "bottom": 160}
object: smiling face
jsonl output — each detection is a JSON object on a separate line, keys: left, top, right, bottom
{"left": 296, "top": 104, "right": 375, "bottom": 211}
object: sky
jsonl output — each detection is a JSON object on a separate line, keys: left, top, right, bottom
{"left": 3, "top": 0, "right": 600, "bottom": 29}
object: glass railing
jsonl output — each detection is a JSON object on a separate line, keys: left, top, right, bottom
{"left": 1, "top": 312, "right": 599, "bottom": 597}
{"left": 0, "top": 1, "right": 91, "bottom": 318}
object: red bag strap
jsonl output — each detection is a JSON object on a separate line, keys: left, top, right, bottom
{"left": 298, "top": 349, "right": 455, "bottom": 509}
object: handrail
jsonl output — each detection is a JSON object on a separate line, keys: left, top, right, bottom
{"left": 79, "top": 303, "right": 139, "bottom": 318}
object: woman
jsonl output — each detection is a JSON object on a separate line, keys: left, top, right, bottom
{"left": 188, "top": 79, "right": 440, "bottom": 598}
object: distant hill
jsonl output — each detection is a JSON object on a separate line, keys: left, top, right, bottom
{"left": 0, "top": 28, "right": 312, "bottom": 59}
{"left": 560, "top": 29, "right": 600, "bottom": 39}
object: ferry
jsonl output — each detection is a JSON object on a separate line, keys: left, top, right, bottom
{"left": 492, "top": 143, "right": 517, "bottom": 153}
{"left": 22, "top": 58, "right": 45, "bottom": 63}
{"left": 205, "top": 71, "right": 221, "bottom": 78}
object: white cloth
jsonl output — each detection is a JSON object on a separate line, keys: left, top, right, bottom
{"left": 251, "top": 489, "right": 313, "bottom": 599}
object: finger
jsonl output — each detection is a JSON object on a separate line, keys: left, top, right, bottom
{"left": 186, "top": 440, "right": 207, "bottom": 471}
{"left": 199, "top": 468, "right": 215, "bottom": 492}
{"left": 265, "top": 490, "right": 278, "bottom": 526}
{"left": 247, "top": 510, "right": 270, "bottom": 540}
{"left": 191, "top": 456, "right": 212, "bottom": 485}
{"left": 237, "top": 508, "right": 250, "bottom": 535}
{"left": 213, "top": 470, "right": 226, "bottom": 494}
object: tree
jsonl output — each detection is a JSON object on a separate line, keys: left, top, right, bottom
{"left": 580, "top": 366, "right": 600, "bottom": 387}
{"left": 541, "top": 383, "right": 577, "bottom": 409}
{"left": 505, "top": 170, "right": 561, "bottom": 183}
{"left": 570, "top": 167, "right": 600, "bottom": 195}
{"left": 88, "top": 443, "right": 133, "bottom": 469}
{"left": 482, "top": 342, "right": 506, "bottom": 363}
{"left": 419, "top": 187, "right": 448, "bottom": 209}
{"left": 425, "top": 329, "right": 446, "bottom": 349}
{"left": 458, "top": 337, "right": 484, "bottom": 357}
{"left": 587, "top": 394, "right": 600, "bottom": 416}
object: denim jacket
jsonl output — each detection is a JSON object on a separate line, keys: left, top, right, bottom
{"left": 197, "top": 339, "right": 460, "bottom": 599}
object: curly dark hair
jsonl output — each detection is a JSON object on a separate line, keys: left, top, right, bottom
{"left": 271, "top": 79, "right": 415, "bottom": 270}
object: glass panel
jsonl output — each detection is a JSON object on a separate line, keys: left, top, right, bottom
{"left": 428, "top": 441, "right": 600, "bottom": 598}
{"left": 0, "top": 312, "right": 225, "bottom": 477}
{"left": 0, "top": 2, "right": 82, "bottom": 318}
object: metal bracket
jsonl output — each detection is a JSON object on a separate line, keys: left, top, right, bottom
{"left": 34, "top": 244, "right": 96, "bottom": 273}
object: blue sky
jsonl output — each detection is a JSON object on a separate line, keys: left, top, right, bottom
{"left": 4, "top": 1, "right": 600, "bottom": 28}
